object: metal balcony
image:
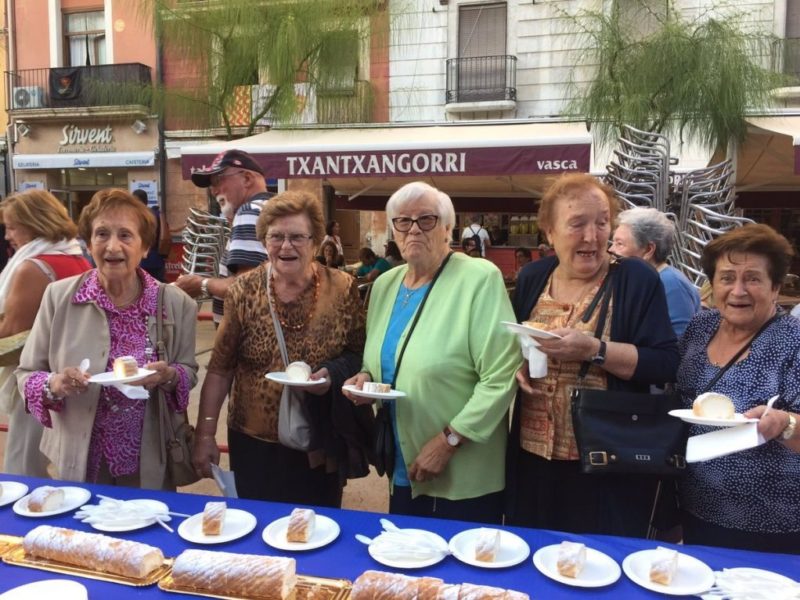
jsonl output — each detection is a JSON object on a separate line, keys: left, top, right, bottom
{"left": 6, "top": 63, "right": 152, "bottom": 111}
{"left": 446, "top": 55, "right": 517, "bottom": 104}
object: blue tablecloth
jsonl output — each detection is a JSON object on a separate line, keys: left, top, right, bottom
{"left": 1, "top": 475, "right": 797, "bottom": 598}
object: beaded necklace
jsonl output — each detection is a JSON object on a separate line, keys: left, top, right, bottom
{"left": 269, "top": 270, "right": 320, "bottom": 332}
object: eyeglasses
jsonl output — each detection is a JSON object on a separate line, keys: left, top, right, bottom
{"left": 392, "top": 214, "right": 439, "bottom": 232}
{"left": 209, "top": 170, "right": 246, "bottom": 187}
{"left": 266, "top": 233, "right": 314, "bottom": 247}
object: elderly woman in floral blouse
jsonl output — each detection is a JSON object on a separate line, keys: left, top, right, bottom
{"left": 17, "top": 189, "right": 198, "bottom": 488}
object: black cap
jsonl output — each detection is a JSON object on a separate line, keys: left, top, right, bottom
{"left": 190, "top": 149, "right": 264, "bottom": 188}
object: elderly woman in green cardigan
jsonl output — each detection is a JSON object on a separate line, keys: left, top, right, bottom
{"left": 343, "top": 182, "right": 522, "bottom": 524}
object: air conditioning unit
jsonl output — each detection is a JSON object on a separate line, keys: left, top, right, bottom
{"left": 13, "top": 86, "right": 45, "bottom": 109}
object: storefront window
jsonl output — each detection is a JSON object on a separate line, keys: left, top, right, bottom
{"left": 59, "top": 168, "right": 128, "bottom": 187}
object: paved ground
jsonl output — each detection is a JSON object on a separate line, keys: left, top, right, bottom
{"left": 0, "top": 305, "right": 388, "bottom": 513}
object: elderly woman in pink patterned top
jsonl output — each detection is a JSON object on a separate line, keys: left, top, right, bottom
{"left": 17, "top": 189, "right": 198, "bottom": 488}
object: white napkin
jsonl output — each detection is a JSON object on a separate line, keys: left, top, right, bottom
{"left": 211, "top": 463, "right": 238, "bottom": 498}
{"left": 518, "top": 335, "right": 548, "bottom": 378}
{"left": 111, "top": 383, "right": 149, "bottom": 400}
{"left": 686, "top": 423, "right": 765, "bottom": 463}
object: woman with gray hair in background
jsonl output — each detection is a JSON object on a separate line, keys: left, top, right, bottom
{"left": 343, "top": 181, "right": 521, "bottom": 523}
{"left": 610, "top": 207, "right": 700, "bottom": 337}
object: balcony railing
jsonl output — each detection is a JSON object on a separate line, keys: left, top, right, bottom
{"left": 446, "top": 55, "right": 517, "bottom": 104}
{"left": 6, "top": 63, "right": 152, "bottom": 111}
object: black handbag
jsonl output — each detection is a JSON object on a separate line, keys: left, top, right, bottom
{"left": 571, "top": 388, "right": 688, "bottom": 476}
{"left": 569, "top": 265, "right": 688, "bottom": 476}
{"left": 372, "top": 252, "right": 453, "bottom": 478}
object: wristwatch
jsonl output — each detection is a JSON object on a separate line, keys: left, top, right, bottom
{"left": 200, "top": 278, "right": 210, "bottom": 297}
{"left": 781, "top": 413, "right": 797, "bottom": 440}
{"left": 443, "top": 426, "right": 463, "bottom": 448}
{"left": 591, "top": 340, "right": 607, "bottom": 365}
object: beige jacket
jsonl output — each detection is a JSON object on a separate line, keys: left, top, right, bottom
{"left": 16, "top": 273, "right": 198, "bottom": 488}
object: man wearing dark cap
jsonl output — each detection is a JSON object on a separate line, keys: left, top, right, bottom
{"left": 175, "top": 149, "right": 270, "bottom": 324}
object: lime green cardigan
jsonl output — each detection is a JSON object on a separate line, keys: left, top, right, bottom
{"left": 363, "top": 253, "right": 522, "bottom": 500}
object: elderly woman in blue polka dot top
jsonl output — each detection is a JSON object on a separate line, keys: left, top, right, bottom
{"left": 677, "top": 224, "right": 800, "bottom": 554}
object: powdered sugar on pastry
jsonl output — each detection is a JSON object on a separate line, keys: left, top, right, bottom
{"left": 172, "top": 549, "right": 296, "bottom": 599}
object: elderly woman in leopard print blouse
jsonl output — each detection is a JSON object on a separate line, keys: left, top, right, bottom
{"left": 192, "top": 191, "right": 374, "bottom": 506}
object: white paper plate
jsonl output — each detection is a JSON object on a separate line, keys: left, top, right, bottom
{"left": 533, "top": 544, "right": 621, "bottom": 588}
{"left": 367, "top": 529, "right": 449, "bottom": 569}
{"left": 0, "top": 579, "right": 88, "bottom": 600}
{"left": 449, "top": 528, "right": 530, "bottom": 569}
{"left": 88, "top": 368, "right": 156, "bottom": 385}
{"left": 265, "top": 372, "right": 327, "bottom": 387}
{"left": 13, "top": 486, "right": 91, "bottom": 517}
{"left": 501, "top": 321, "right": 562, "bottom": 340}
{"left": 178, "top": 508, "right": 257, "bottom": 544}
{"left": 668, "top": 409, "right": 757, "bottom": 427}
{"left": 0, "top": 481, "right": 29, "bottom": 508}
{"left": 342, "top": 384, "right": 407, "bottom": 400}
{"left": 622, "top": 549, "right": 715, "bottom": 596}
{"left": 718, "top": 567, "right": 797, "bottom": 586}
{"left": 262, "top": 514, "right": 340, "bottom": 551}
{"left": 88, "top": 499, "right": 171, "bottom": 532}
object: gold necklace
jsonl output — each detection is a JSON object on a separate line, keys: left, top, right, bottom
{"left": 269, "top": 271, "right": 320, "bottom": 332}
{"left": 112, "top": 279, "right": 141, "bottom": 308}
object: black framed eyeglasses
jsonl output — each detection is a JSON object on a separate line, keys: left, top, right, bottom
{"left": 265, "top": 233, "right": 314, "bottom": 247}
{"left": 392, "top": 214, "right": 439, "bottom": 232}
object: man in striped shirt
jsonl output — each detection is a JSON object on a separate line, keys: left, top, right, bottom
{"left": 176, "top": 149, "right": 270, "bottom": 324}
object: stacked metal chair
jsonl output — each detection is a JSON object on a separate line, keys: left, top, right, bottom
{"left": 181, "top": 208, "right": 230, "bottom": 300}
{"left": 605, "top": 125, "right": 753, "bottom": 288}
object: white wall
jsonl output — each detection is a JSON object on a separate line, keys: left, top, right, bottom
{"left": 389, "top": 0, "right": 782, "bottom": 123}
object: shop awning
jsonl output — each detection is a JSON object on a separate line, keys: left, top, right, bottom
{"left": 180, "top": 121, "right": 591, "bottom": 197}
{"left": 13, "top": 151, "right": 156, "bottom": 170}
{"left": 733, "top": 116, "right": 800, "bottom": 190}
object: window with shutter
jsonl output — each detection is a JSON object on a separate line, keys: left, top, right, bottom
{"left": 456, "top": 3, "right": 508, "bottom": 102}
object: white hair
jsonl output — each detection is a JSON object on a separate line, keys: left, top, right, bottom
{"left": 385, "top": 181, "right": 456, "bottom": 233}
{"left": 616, "top": 207, "right": 675, "bottom": 263}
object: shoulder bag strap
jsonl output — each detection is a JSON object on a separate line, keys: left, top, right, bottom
{"left": 265, "top": 264, "right": 291, "bottom": 368}
{"left": 155, "top": 285, "right": 169, "bottom": 465}
{"left": 391, "top": 252, "right": 453, "bottom": 387}
{"left": 576, "top": 264, "right": 615, "bottom": 380}
{"left": 699, "top": 314, "right": 779, "bottom": 393}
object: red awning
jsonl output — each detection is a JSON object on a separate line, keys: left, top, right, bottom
{"left": 180, "top": 121, "right": 591, "bottom": 197}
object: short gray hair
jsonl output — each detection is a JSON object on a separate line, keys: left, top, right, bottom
{"left": 616, "top": 207, "right": 675, "bottom": 263}
{"left": 386, "top": 181, "right": 456, "bottom": 235}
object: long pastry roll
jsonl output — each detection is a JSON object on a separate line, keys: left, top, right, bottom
{"left": 351, "top": 571, "right": 529, "bottom": 600}
{"left": 171, "top": 549, "right": 296, "bottom": 599}
{"left": 22, "top": 525, "right": 164, "bottom": 579}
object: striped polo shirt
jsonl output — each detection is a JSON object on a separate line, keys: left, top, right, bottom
{"left": 212, "top": 192, "right": 271, "bottom": 322}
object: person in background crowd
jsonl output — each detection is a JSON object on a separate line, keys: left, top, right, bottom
{"left": 460, "top": 215, "right": 491, "bottom": 257}
{"left": 132, "top": 189, "right": 166, "bottom": 282}
{"left": 676, "top": 224, "right": 800, "bottom": 554}
{"left": 16, "top": 189, "right": 198, "bottom": 488}
{"left": 356, "top": 247, "right": 391, "bottom": 282}
{"left": 513, "top": 247, "right": 532, "bottom": 280}
{"left": 384, "top": 240, "right": 405, "bottom": 268}
{"left": 610, "top": 207, "right": 700, "bottom": 337}
{"left": 507, "top": 173, "right": 678, "bottom": 538}
{"left": 175, "top": 149, "right": 270, "bottom": 325}
{"left": 344, "top": 181, "right": 521, "bottom": 524}
{"left": 0, "top": 223, "right": 10, "bottom": 272}
{"left": 461, "top": 235, "right": 482, "bottom": 258}
{"left": 322, "top": 220, "right": 345, "bottom": 257}
{"left": 192, "top": 191, "right": 372, "bottom": 505}
{"left": 317, "top": 239, "right": 346, "bottom": 269}
{"left": 0, "top": 190, "right": 92, "bottom": 476}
